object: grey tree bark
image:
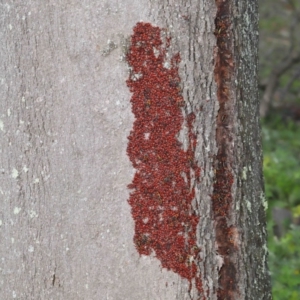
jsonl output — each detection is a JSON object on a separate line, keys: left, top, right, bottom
{"left": 0, "top": 1, "right": 271, "bottom": 299}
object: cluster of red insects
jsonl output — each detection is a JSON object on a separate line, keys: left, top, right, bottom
{"left": 126, "top": 22, "right": 203, "bottom": 292}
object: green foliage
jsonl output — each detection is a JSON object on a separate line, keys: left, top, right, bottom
{"left": 263, "top": 118, "right": 300, "bottom": 209}
{"left": 259, "top": 0, "right": 300, "bottom": 296}
{"left": 263, "top": 118, "right": 300, "bottom": 298}
{"left": 260, "top": 16, "right": 287, "bottom": 32}
{"left": 259, "top": 0, "right": 300, "bottom": 105}
{"left": 268, "top": 224, "right": 300, "bottom": 300}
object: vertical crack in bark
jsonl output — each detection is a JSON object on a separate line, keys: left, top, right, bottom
{"left": 213, "top": 1, "right": 239, "bottom": 299}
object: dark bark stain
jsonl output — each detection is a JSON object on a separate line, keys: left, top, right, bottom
{"left": 52, "top": 273, "right": 56, "bottom": 286}
{"left": 213, "top": 1, "right": 239, "bottom": 299}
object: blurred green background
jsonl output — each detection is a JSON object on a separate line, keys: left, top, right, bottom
{"left": 259, "top": 0, "right": 300, "bottom": 298}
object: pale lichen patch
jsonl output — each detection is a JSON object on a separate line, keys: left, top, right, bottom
{"left": 242, "top": 166, "right": 248, "bottom": 180}
{"left": 101, "top": 39, "right": 118, "bottom": 56}
{"left": 0, "top": 220, "right": 2, "bottom": 226}
{"left": 13, "top": 207, "right": 21, "bottom": 215}
{"left": 216, "top": 254, "right": 224, "bottom": 271}
{"left": 29, "top": 210, "right": 38, "bottom": 218}
{"left": 260, "top": 192, "right": 268, "bottom": 210}
{"left": 33, "top": 178, "right": 40, "bottom": 184}
{"left": 245, "top": 198, "right": 252, "bottom": 212}
{"left": 118, "top": 34, "right": 130, "bottom": 61}
{"left": 11, "top": 168, "right": 19, "bottom": 179}
{"left": 0, "top": 119, "right": 4, "bottom": 131}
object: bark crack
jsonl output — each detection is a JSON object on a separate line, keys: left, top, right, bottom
{"left": 213, "top": 1, "right": 239, "bottom": 299}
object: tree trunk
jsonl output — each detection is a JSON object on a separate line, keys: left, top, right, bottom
{"left": 0, "top": 1, "right": 271, "bottom": 299}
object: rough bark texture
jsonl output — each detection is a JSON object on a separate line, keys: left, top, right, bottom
{"left": 0, "top": 1, "right": 271, "bottom": 299}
